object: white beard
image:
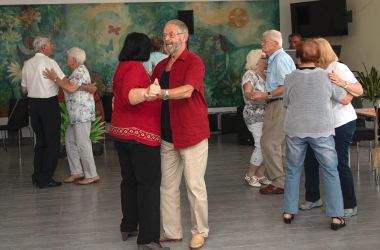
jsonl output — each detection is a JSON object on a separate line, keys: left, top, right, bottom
{"left": 164, "top": 41, "right": 181, "bottom": 54}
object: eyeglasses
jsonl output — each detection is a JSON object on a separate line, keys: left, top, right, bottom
{"left": 162, "top": 32, "right": 184, "bottom": 39}
{"left": 261, "top": 39, "right": 274, "bottom": 45}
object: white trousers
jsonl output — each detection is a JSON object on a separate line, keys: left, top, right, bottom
{"left": 246, "top": 122, "right": 264, "bottom": 166}
{"left": 65, "top": 122, "right": 98, "bottom": 178}
{"left": 160, "top": 139, "right": 209, "bottom": 238}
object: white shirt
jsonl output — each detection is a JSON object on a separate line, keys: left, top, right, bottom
{"left": 326, "top": 61, "right": 358, "bottom": 128}
{"left": 21, "top": 53, "right": 65, "bottom": 98}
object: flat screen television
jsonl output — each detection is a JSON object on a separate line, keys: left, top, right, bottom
{"left": 291, "top": 0, "right": 348, "bottom": 38}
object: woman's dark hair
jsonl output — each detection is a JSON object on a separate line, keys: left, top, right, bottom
{"left": 118, "top": 32, "right": 151, "bottom": 62}
{"left": 296, "top": 39, "right": 320, "bottom": 64}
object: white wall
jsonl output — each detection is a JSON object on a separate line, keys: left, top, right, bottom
{"left": 327, "top": 0, "right": 380, "bottom": 72}
{"left": 280, "top": 0, "right": 380, "bottom": 72}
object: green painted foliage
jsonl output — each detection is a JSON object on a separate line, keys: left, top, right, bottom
{"left": 0, "top": 1, "right": 279, "bottom": 113}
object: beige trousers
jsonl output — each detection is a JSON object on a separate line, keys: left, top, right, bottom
{"left": 65, "top": 122, "right": 98, "bottom": 178}
{"left": 160, "top": 139, "right": 209, "bottom": 238}
{"left": 261, "top": 100, "right": 286, "bottom": 188}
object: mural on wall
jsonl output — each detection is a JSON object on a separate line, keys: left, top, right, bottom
{"left": 0, "top": 1, "right": 279, "bottom": 116}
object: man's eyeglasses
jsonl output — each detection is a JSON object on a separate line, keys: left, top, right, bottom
{"left": 162, "top": 32, "right": 184, "bottom": 39}
{"left": 261, "top": 39, "right": 274, "bottom": 45}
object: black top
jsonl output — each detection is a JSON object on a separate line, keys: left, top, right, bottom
{"left": 160, "top": 71, "right": 173, "bottom": 142}
{"left": 298, "top": 66, "right": 317, "bottom": 70}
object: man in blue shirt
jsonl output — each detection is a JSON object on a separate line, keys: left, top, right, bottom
{"left": 252, "top": 29, "right": 296, "bottom": 194}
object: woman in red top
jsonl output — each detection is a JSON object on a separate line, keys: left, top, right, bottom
{"left": 109, "top": 32, "right": 168, "bottom": 250}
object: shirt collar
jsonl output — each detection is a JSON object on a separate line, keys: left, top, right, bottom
{"left": 169, "top": 48, "right": 189, "bottom": 62}
{"left": 268, "top": 48, "right": 284, "bottom": 63}
{"left": 35, "top": 52, "right": 48, "bottom": 57}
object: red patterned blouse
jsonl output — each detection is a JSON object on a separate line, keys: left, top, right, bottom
{"left": 110, "top": 61, "right": 161, "bottom": 146}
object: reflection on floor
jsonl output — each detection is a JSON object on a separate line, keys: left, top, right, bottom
{"left": 0, "top": 134, "right": 379, "bottom": 250}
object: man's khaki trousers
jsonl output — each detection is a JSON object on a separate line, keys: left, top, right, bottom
{"left": 261, "top": 100, "right": 286, "bottom": 188}
{"left": 160, "top": 139, "right": 209, "bottom": 239}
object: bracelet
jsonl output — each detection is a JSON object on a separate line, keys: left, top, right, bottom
{"left": 53, "top": 77, "right": 58, "bottom": 82}
{"left": 343, "top": 81, "right": 349, "bottom": 89}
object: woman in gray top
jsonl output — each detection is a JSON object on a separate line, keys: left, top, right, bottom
{"left": 282, "top": 40, "right": 351, "bottom": 230}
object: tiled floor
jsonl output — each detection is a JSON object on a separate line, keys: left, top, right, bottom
{"left": 0, "top": 134, "right": 379, "bottom": 250}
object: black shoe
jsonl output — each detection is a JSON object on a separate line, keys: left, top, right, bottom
{"left": 121, "top": 230, "right": 138, "bottom": 241}
{"left": 51, "top": 179, "right": 62, "bottom": 185}
{"left": 283, "top": 213, "right": 294, "bottom": 224}
{"left": 137, "top": 242, "right": 170, "bottom": 250}
{"left": 38, "top": 179, "right": 62, "bottom": 188}
{"left": 331, "top": 217, "right": 346, "bottom": 231}
{"left": 32, "top": 175, "right": 37, "bottom": 185}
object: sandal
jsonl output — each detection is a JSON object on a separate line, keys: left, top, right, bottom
{"left": 283, "top": 213, "right": 294, "bottom": 224}
{"left": 331, "top": 217, "right": 346, "bottom": 230}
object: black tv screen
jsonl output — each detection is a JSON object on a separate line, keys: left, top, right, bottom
{"left": 291, "top": 0, "right": 348, "bottom": 37}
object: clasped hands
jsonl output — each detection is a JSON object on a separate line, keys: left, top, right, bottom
{"left": 144, "top": 78, "right": 161, "bottom": 101}
{"left": 250, "top": 91, "right": 267, "bottom": 102}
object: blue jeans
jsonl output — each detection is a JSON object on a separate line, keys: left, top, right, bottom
{"left": 284, "top": 135, "right": 344, "bottom": 217}
{"left": 304, "top": 120, "right": 357, "bottom": 208}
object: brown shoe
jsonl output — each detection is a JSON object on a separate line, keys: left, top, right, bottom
{"left": 77, "top": 176, "right": 100, "bottom": 185}
{"left": 63, "top": 175, "right": 84, "bottom": 183}
{"left": 259, "top": 184, "right": 284, "bottom": 194}
{"left": 159, "top": 234, "right": 182, "bottom": 242}
{"left": 189, "top": 233, "right": 205, "bottom": 249}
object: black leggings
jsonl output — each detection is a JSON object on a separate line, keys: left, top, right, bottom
{"left": 114, "top": 141, "right": 161, "bottom": 244}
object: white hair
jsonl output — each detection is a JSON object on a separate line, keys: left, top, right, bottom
{"left": 33, "top": 36, "right": 51, "bottom": 52}
{"left": 245, "top": 49, "right": 264, "bottom": 70}
{"left": 67, "top": 47, "right": 86, "bottom": 65}
{"left": 263, "top": 29, "right": 283, "bottom": 48}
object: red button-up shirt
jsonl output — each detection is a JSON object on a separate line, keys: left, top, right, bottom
{"left": 152, "top": 49, "right": 210, "bottom": 149}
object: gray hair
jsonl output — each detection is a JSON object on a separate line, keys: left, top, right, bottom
{"left": 33, "top": 36, "right": 51, "bottom": 52}
{"left": 67, "top": 47, "right": 86, "bottom": 65}
{"left": 166, "top": 19, "right": 188, "bottom": 34}
{"left": 263, "top": 29, "right": 283, "bottom": 48}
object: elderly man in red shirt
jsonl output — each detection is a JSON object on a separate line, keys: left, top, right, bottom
{"left": 151, "top": 19, "right": 210, "bottom": 249}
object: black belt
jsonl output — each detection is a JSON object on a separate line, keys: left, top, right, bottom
{"left": 267, "top": 98, "right": 283, "bottom": 104}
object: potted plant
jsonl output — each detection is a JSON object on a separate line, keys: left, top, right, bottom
{"left": 355, "top": 64, "right": 380, "bottom": 105}
{"left": 355, "top": 64, "right": 380, "bottom": 180}
{"left": 59, "top": 102, "right": 105, "bottom": 157}
{"left": 90, "top": 114, "right": 106, "bottom": 156}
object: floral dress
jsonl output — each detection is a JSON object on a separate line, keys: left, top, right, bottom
{"left": 64, "top": 64, "right": 95, "bottom": 124}
{"left": 241, "top": 70, "right": 266, "bottom": 125}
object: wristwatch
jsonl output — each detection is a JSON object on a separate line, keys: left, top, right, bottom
{"left": 162, "top": 89, "right": 169, "bottom": 100}
{"left": 343, "top": 81, "right": 349, "bottom": 89}
{"left": 267, "top": 92, "right": 272, "bottom": 99}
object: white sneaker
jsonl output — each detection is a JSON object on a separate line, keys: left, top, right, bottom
{"left": 244, "top": 174, "right": 261, "bottom": 187}
{"left": 257, "top": 176, "right": 272, "bottom": 185}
